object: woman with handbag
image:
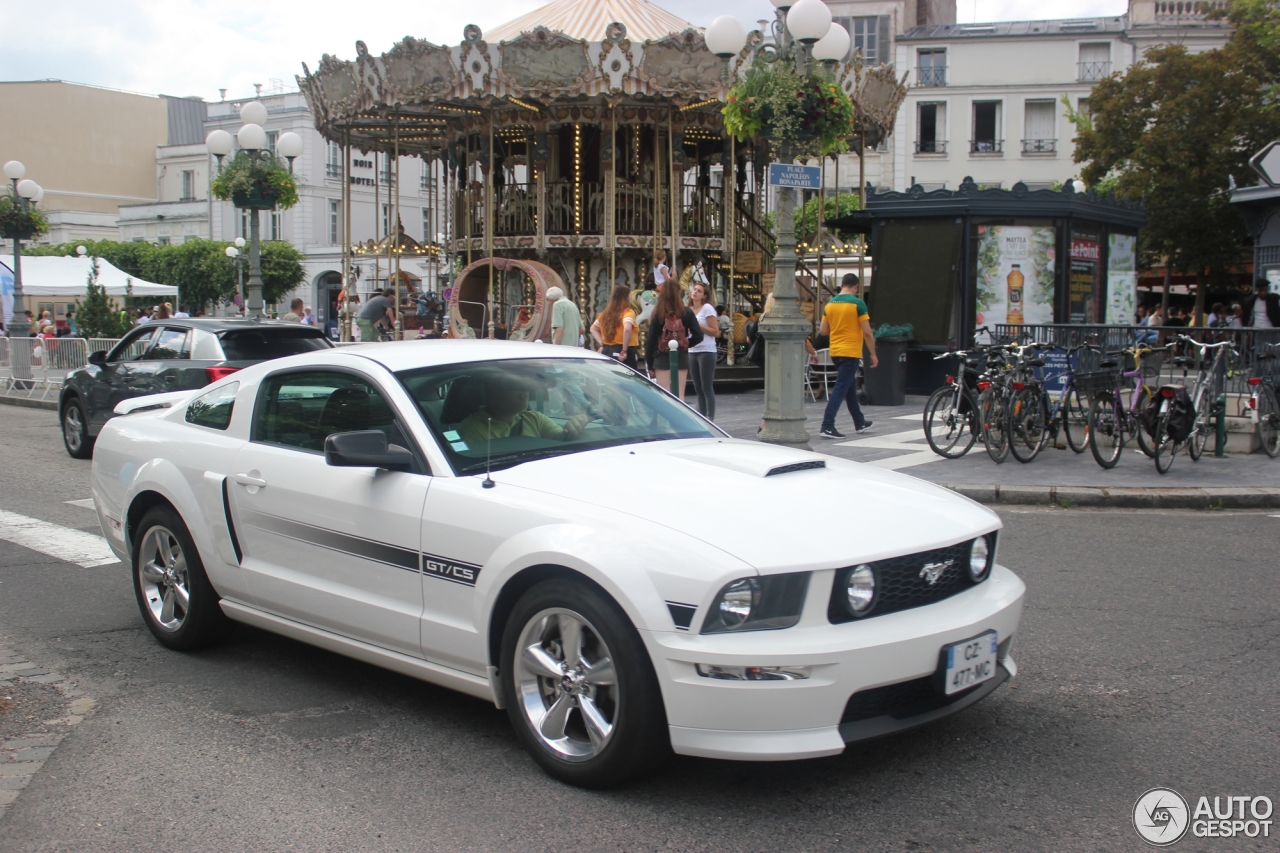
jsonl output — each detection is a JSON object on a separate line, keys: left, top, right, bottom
{"left": 644, "top": 277, "right": 703, "bottom": 401}
{"left": 590, "top": 285, "right": 638, "bottom": 368}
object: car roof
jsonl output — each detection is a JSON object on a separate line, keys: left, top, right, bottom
{"left": 338, "top": 339, "right": 611, "bottom": 372}
{"left": 140, "top": 319, "right": 328, "bottom": 334}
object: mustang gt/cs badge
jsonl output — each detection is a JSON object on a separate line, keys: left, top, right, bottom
{"left": 919, "top": 560, "right": 954, "bottom": 585}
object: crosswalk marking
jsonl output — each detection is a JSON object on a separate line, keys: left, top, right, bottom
{"left": 64, "top": 499, "right": 96, "bottom": 509}
{"left": 0, "top": 509, "right": 118, "bottom": 568}
{"left": 835, "top": 427, "right": 942, "bottom": 470}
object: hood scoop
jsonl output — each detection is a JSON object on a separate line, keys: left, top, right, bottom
{"left": 766, "top": 460, "right": 826, "bottom": 476}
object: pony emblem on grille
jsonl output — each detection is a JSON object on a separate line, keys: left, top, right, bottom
{"left": 919, "top": 560, "right": 953, "bottom": 585}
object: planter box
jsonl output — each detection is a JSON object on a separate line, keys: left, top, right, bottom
{"left": 231, "top": 185, "right": 280, "bottom": 210}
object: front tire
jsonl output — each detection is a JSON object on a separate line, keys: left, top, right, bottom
{"left": 980, "top": 391, "right": 1010, "bottom": 464}
{"left": 62, "top": 397, "right": 94, "bottom": 459}
{"left": 501, "top": 579, "right": 669, "bottom": 788}
{"left": 923, "top": 386, "right": 976, "bottom": 459}
{"left": 1062, "top": 386, "right": 1089, "bottom": 453}
{"left": 1088, "top": 394, "right": 1123, "bottom": 469}
{"left": 1258, "top": 385, "right": 1280, "bottom": 458}
{"left": 1008, "top": 388, "right": 1048, "bottom": 464}
{"left": 132, "top": 506, "right": 229, "bottom": 650}
{"left": 1154, "top": 406, "right": 1178, "bottom": 475}
{"left": 1188, "top": 393, "right": 1212, "bottom": 462}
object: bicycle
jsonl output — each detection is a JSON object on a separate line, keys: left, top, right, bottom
{"left": 1006, "top": 340, "right": 1093, "bottom": 463}
{"left": 1247, "top": 342, "right": 1280, "bottom": 458}
{"left": 1085, "top": 344, "right": 1165, "bottom": 469}
{"left": 1157, "top": 335, "right": 1237, "bottom": 472}
{"left": 977, "top": 346, "right": 1018, "bottom": 464}
{"left": 923, "top": 348, "right": 987, "bottom": 458}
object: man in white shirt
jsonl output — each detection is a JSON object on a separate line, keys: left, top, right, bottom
{"left": 1249, "top": 278, "right": 1279, "bottom": 329}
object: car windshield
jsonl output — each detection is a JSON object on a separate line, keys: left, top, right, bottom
{"left": 218, "top": 328, "right": 332, "bottom": 361}
{"left": 397, "top": 357, "right": 719, "bottom": 474}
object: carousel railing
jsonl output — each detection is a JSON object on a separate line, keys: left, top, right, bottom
{"left": 494, "top": 183, "right": 535, "bottom": 236}
{"left": 545, "top": 181, "right": 605, "bottom": 235}
{"left": 680, "top": 184, "right": 723, "bottom": 237}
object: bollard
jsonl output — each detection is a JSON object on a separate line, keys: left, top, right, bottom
{"left": 1214, "top": 394, "right": 1227, "bottom": 457}
{"left": 668, "top": 339, "right": 680, "bottom": 396}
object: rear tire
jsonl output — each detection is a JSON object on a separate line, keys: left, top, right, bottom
{"left": 1134, "top": 387, "right": 1157, "bottom": 459}
{"left": 501, "top": 578, "right": 669, "bottom": 788}
{"left": 1062, "top": 386, "right": 1089, "bottom": 453}
{"left": 132, "top": 506, "right": 229, "bottom": 651}
{"left": 924, "top": 386, "right": 976, "bottom": 459}
{"left": 1008, "top": 388, "right": 1048, "bottom": 464}
{"left": 1154, "top": 407, "right": 1178, "bottom": 475}
{"left": 62, "top": 397, "right": 94, "bottom": 460}
{"left": 1188, "top": 394, "right": 1212, "bottom": 462}
{"left": 1257, "top": 385, "right": 1280, "bottom": 458}
{"left": 1088, "top": 394, "right": 1123, "bottom": 469}
{"left": 980, "top": 391, "right": 1010, "bottom": 464}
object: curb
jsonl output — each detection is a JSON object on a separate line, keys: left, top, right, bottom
{"left": 940, "top": 484, "right": 1280, "bottom": 510}
{"left": 0, "top": 397, "right": 57, "bottom": 412}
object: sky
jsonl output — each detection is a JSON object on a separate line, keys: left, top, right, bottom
{"left": 0, "top": 0, "right": 1125, "bottom": 102}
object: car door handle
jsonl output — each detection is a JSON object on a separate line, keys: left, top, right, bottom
{"left": 233, "top": 473, "right": 267, "bottom": 487}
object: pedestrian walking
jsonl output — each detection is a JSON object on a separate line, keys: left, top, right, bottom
{"left": 819, "top": 273, "right": 877, "bottom": 439}
{"left": 1248, "top": 278, "right": 1279, "bottom": 328}
{"left": 688, "top": 281, "right": 719, "bottom": 419}
{"left": 357, "top": 289, "right": 396, "bottom": 342}
{"left": 644, "top": 273, "right": 703, "bottom": 401}
{"left": 591, "top": 285, "right": 638, "bottom": 367}
{"left": 547, "top": 286, "right": 581, "bottom": 346}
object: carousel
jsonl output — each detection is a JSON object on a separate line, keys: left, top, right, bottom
{"left": 297, "top": 0, "right": 894, "bottom": 341}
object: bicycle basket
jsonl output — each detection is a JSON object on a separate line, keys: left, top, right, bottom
{"left": 1073, "top": 370, "right": 1121, "bottom": 396}
{"left": 1139, "top": 349, "right": 1166, "bottom": 379}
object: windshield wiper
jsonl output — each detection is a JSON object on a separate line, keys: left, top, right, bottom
{"left": 455, "top": 447, "right": 575, "bottom": 475}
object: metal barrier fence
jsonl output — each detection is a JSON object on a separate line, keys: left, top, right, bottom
{"left": 993, "top": 324, "right": 1280, "bottom": 402}
{"left": 88, "top": 338, "right": 122, "bottom": 356}
{"left": 0, "top": 337, "right": 93, "bottom": 401}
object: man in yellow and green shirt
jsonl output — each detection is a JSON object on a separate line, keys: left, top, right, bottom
{"left": 818, "top": 274, "right": 878, "bottom": 439}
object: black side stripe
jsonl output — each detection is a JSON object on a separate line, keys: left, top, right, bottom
{"left": 666, "top": 602, "right": 697, "bottom": 631}
{"left": 221, "top": 478, "right": 243, "bottom": 564}
{"left": 241, "top": 510, "right": 420, "bottom": 572}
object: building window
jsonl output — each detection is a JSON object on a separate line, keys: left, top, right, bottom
{"left": 971, "top": 101, "right": 1002, "bottom": 153}
{"left": 422, "top": 207, "right": 432, "bottom": 243}
{"left": 181, "top": 170, "right": 195, "bottom": 201}
{"left": 1078, "top": 43, "right": 1112, "bottom": 81}
{"left": 838, "top": 16, "right": 889, "bottom": 65}
{"left": 382, "top": 204, "right": 390, "bottom": 238}
{"left": 158, "top": 236, "right": 171, "bottom": 246}
{"left": 916, "top": 102, "right": 946, "bottom": 153}
{"left": 327, "top": 142, "right": 342, "bottom": 180}
{"left": 265, "top": 131, "right": 279, "bottom": 157}
{"left": 1022, "top": 99, "right": 1057, "bottom": 154}
{"left": 268, "top": 211, "right": 282, "bottom": 241}
{"left": 916, "top": 49, "right": 946, "bottom": 87}
{"left": 329, "top": 200, "right": 340, "bottom": 245}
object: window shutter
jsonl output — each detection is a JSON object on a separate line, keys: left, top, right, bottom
{"left": 878, "top": 16, "right": 891, "bottom": 65}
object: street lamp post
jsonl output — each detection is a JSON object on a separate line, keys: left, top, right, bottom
{"left": 706, "top": 0, "right": 836, "bottom": 448}
{"left": 3, "top": 160, "right": 44, "bottom": 381}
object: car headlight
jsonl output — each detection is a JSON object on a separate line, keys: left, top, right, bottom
{"left": 846, "top": 564, "right": 877, "bottom": 615}
{"left": 969, "top": 534, "right": 994, "bottom": 581}
{"left": 701, "top": 573, "right": 810, "bottom": 634}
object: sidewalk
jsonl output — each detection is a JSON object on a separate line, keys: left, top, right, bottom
{"left": 713, "top": 389, "right": 1280, "bottom": 509}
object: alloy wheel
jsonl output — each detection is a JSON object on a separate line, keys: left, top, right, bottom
{"left": 138, "top": 526, "right": 191, "bottom": 632}
{"left": 63, "top": 405, "right": 83, "bottom": 454}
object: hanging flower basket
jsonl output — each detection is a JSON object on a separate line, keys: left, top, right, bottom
{"left": 211, "top": 152, "right": 300, "bottom": 211}
{"left": 722, "top": 65, "right": 855, "bottom": 158}
{"left": 231, "top": 182, "right": 283, "bottom": 210}
{"left": 0, "top": 196, "right": 48, "bottom": 241}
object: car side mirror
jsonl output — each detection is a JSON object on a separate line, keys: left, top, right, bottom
{"left": 324, "top": 430, "right": 414, "bottom": 472}
{"left": 88, "top": 350, "right": 108, "bottom": 365}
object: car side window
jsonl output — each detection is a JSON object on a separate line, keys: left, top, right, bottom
{"left": 185, "top": 382, "right": 238, "bottom": 430}
{"left": 252, "top": 370, "right": 410, "bottom": 454}
{"left": 142, "top": 328, "right": 191, "bottom": 361}
{"left": 109, "top": 328, "right": 158, "bottom": 362}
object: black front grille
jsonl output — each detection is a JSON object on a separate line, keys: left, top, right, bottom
{"left": 840, "top": 674, "right": 983, "bottom": 724}
{"left": 828, "top": 538, "right": 991, "bottom": 624}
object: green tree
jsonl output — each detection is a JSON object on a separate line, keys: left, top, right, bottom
{"left": 794, "top": 192, "right": 862, "bottom": 246}
{"left": 259, "top": 241, "right": 307, "bottom": 305}
{"left": 74, "top": 259, "right": 130, "bottom": 339}
{"left": 1070, "top": 0, "right": 1280, "bottom": 320}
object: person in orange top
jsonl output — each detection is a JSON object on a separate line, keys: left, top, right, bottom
{"left": 818, "top": 273, "right": 877, "bottom": 439}
{"left": 590, "top": 285, "right": 637, "bottom": 368}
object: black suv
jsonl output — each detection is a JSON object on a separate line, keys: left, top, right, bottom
{"left": 60, "top": 319, "right": 334, "bottom": 458}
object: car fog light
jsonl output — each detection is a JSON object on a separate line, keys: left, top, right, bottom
{"left": 696, "top": 664, "right": 811, "bottom": 681}
{"left": 846, "top": 564, "right": 876, "bottom": 615}
{"left": 969, "top": 536, "right": 992, "bottom": 581}
{"left": 718, "top": 578, "right": 758, "bottom": 628}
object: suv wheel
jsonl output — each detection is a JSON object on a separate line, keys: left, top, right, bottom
{"left": 62, "top": 397, "right": 94, "bottom": 459}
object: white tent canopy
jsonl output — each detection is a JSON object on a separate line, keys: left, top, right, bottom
{"left": 0, "top": 256, "right": 179, "bottom": 298}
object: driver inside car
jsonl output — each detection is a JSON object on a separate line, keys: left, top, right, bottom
{"left": 457, "top": 374, "right": 589, "bottom": 444}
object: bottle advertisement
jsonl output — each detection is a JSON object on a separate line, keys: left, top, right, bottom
{"left": 974, "top": 224, "right": 1056, "bottom": 332}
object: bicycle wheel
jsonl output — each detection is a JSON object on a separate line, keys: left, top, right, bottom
{"left": 1258, "top": 385, "right": 1280, "bottom": 458}
{"left": 1009, "top": 388, "right": 1048, "bottom": 463}
{"left": 924, "top": 386, "right": 977, "bottom": 459}
{"left": 1188, "top": 393, "right": 1212, "bottom": 462}
{"left": 1133, "top": 387, "right": 1157, "bottom": 458}
{"left": 1088, "top": 394, "right": 1123, "bottom": 469}
{"left": 1062, "top": 385, "right": 1089, "bottom": 453}
{"left": 1154, "top": 406, "right": 1178, "bottom": 474}
{"left": 981, "top": 390, "right": 1010, "bottom": 464}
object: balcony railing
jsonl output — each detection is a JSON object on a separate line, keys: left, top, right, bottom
{"left": 325, "top": 163, "right": 343, "bottom": 180}
{"left": 494, "top": 183, "right": 534, "bottom": 236}
{"left": 970, "top": 139, "right": 1004, "bottom": 154}
{"left": 915, "top": 66, "right": 947, "bottom": 87}
{"left": 681, "top": 184, "right": 723, "bottom": 237}
{"left": 1021, "top": 138, "right": 1058, "bottom": 154}
{"left": 915, "top": 140, "right": 947, "bottom": 154}
{"left": 1077, "top": 61, "right": 1112, "bottom": 81}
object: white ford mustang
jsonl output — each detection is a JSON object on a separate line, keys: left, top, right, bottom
{"left": 91, "top": 340, "right": 1025, "bottom": 787}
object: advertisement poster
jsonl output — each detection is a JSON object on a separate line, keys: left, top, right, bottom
{"left": 1069, "top": 229, "right": 1102, "bottom": 324}
{"left": 1106, "top": 233, "right": 1137, "bottom": 324}
{"left": 975, "top": 225, "right": 1056, "bottom": 332}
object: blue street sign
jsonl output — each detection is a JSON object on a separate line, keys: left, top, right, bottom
{"left": 768, "top": 163, "right": 822, "bottom": 189}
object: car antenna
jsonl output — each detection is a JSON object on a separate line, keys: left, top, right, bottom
{"left": 482, "top": 417, "right": 495, "bottom": 488}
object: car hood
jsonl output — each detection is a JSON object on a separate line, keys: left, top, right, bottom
{"left": 490, "top": 438, "right": 1000, "bottom": 574}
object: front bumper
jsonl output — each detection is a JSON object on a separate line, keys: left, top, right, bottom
{"left": 648, "top": 564, "right": 1025, "bottom": 761}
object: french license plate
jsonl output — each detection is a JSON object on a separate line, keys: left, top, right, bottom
{"left": 943, "top": 631, "right": 998, "bottom": 695}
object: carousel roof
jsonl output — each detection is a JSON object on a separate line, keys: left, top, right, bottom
{"left": 484, "top": 0, "right": 695, "bottom": 44}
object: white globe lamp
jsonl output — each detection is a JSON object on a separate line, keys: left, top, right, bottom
{"left": 16, "top": 179, "right": 40, "bottom": 199}
{"left": 3, "top": 161, "right": 25, "bottom": 180}
{"left": 276, "top": 132, "right": 303, "bottom": 159}
{"left": 31, "top": 185, "right": 44, "bottom": 203}
{"left": 812, "top": 22, "right": 851, "bottom": 61}
{"left": 787, "top": 0, "right": 833, "bottom": 44}
{"left": 206, "top": 129, "right": 234, "bottom": 157}
{"left": 76, "top": 246, "right": 87, "bottom": 257}
{"left": 234, "top": 236, "right": 246, "bottom": 249}
{"left": 1072, "top": 179, "right": 1087, "bottom": 194}
{"left": 237, "top": 123, "right": 268, "bottom": 151}
{"left": 225, "top": 246, "right": 240, "bottom": 258}
{"left": 240, "top": 101, "right": 269, "bottom": 127}
{"left": 770, "top": 0, "right": 793, "bottom": 10}
{"left": 705, "top": 16, "right": 748, "bottom": 58}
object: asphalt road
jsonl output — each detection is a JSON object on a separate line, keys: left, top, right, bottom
{"left": 0, "top": 403, "right": 1277, "bottom": 853}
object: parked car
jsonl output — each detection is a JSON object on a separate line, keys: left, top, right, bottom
{"left": 60, "top": 319, "right": 333, "bottom": 458}
{"left": 90, "top": 340, "right": 1025, "bottom": 787}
